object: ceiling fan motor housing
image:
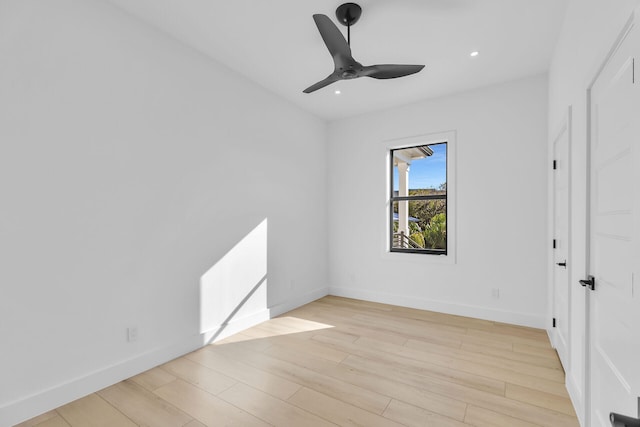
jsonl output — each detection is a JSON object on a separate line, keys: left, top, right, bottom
{"left": 341, "top": 69, "right": 358, "bottom": 79}
{"left": 335, "top": 3, "right": 362, "bottom": 27}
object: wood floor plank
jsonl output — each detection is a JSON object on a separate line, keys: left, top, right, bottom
{"left": 341, "top": 352, "right": 503, "bottom": 401}
{"left": 55, "top": 393, "right": 137, "bottom": 427}
{"left": 186, "top": 346, "right": 302, "bottom": 400}
{"left": 349, "top": 310, "right": 533, "bottom": 352}
{"left": 160, "top": 357, "right": 237, "bottom": 395}
{"left": 242, "top": 323, "right": 313, "bottom": 340}
{"left": 488, "top": 322, "right": 550, "bottom": 342}
{"left": 288, "top": 387, "right": 405, "bottom": 427}
{"left": 505, "top": 383, "right": 577, "bottom": 417}
{"left": 349, "top": 335, "right": 459, "bottom": 366}
{"left": 383, "top": 306, "right": 494, "bottom": 333}
{"left": 255, "top": 315, "right": 335, "bottom": 334}
{"left": 465, "top": 328, "right": 551, "bottom": 349}
{"left": 458, "top": 333, "right": 514, "bottom": 351}
{"left": 97, "top": 380, "right": 192, "bottom": 427}
{"left": 153, "top": 379, "right": 270, "bottom": 427}
{"left": 213, "top": 332, "right": 273, "bottom": 351}
{"left": 513, "top": 342, "right": 561, "bottom": 359}
{"left": 336, "top": 351, "right": 577, "bottom": 427}
{"left": 14, "top": 410, "right": 59, "bottom": 426}
{"left": 364, "top": 340, "right": 564, "bottom": 390}
{"left": 251, "top": 332, "right": 350, "bottom": 363}
{"left": 30, "top": 415, "right": 71, "bottom": 427}
{"left": 218, "top": 382, "right": 336, "bottom": 427}
{"left": 342, "top": 349, "right": 507, "bottom": 397}
{"left": 405, "top": 338, "right": 565, "bottom": 381}
{"left": 352, "top": 312, "right": 469, "bottom": 339}
{"left": 459, "top": 341, "right": 562, "bottom": 370}
{"left": 382, "top": 399, "right": 469, "bottom": 427}
{"left": 311, "top": 327, "right": 360, "bottom": 344}
{"left": 340, "top": 307, "right": 510, "bottom": 351}
{"left": 448, "top": 360, "right": 568, "bottom": 397}
{"left": 219, "top": 344, "right": 392, "bottom": 415}
{"left": 292, "top": 308, "right": 409, "bottom": 346}
{"left": 464, "top": 405, "right": 541, "bottom": 427}
{"left": 129, "top": 366, "right": 177, "bottom": 392}
{"left": 397, "top": 339, "right": 566, "bottom": 396}
{"left": 212, "top": 336, "right": 275, "bottom": 357}
{"left": 318, "top": 362, "right": 469, "bottom": 421}
{"left": 247, "top": 340, "right": 342, "bottom": 374}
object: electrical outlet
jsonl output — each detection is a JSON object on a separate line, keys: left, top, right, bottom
{"left": 127, "top": 327, "right": 138, "bottom": 342}
{"left": 491, "top": 288, "right": 500, "bottom": 299}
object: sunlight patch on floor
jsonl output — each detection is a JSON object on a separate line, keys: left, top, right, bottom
{"left": 214, "top": 316, "right": 334, "bottom": 344}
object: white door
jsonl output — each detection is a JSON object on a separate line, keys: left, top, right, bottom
{"left": 588, "top": 14, "right": 640, "bottom": 427}
{"left": 553, "top": 110, "right": 571, "bottom": 371}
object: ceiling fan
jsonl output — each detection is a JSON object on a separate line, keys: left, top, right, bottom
{"left": 303, "top": 2, "right": 425, "bottom": 94}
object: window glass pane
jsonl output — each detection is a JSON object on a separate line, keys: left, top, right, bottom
{"left": 392, "top": 200, "right": 446, "bottom": 251}
{"left": 392, "top": 143, "right": 447, "bottom": 196}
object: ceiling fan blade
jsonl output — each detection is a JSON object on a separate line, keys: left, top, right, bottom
{"left": 312, "top": 14, "right": 353, "bottom": 67}
{"left": 363, "top": 64, "right": 425, "bottom": 79}
{"left": 303, "top": 74, "right": 339, "bottom": 93}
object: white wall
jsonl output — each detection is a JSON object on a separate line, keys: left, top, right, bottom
{"left": 327, "top": 74, "right": 549, "bottom": 328}
{"left": 0, "top": 0, "right": 328, "bottom": 424}
{"left": 547, "top": 0, "right": 640, "bottom": 424}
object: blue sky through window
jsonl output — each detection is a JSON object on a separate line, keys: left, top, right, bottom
{"left": 393, "top": 143, "right": 446, "bottom": 191}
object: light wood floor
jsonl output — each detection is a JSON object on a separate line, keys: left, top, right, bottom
{"left": 18, "top": 296, "right": 579, "bottom": 427}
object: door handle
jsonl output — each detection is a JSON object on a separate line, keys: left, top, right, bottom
{"left": 556, "top": 261, "right": 567, "bottom": 267}
{"left": 579, "top": 275, "right": 595, "bottom": 291}
{"left": 610, "top": 412, "right": 640, "bottom": 427}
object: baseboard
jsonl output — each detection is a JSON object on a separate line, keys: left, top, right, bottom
{"left": 199, "top": 308, "right": 272, "bottom": 345}
{"left": 1, "top": 287, "right": 329, "bottom": 427}
{"left": 546, "top": 328, "right": 554, "bottom": 347}
{"left": 268, "top": 286, "right": 329, "bottom": 318}
{"left": 566, "top": 372, "right": 585, "bottom": 426}
{"left": 328, "top": 286, "right": 546, "bottom": 329}
{"left": 0, "top": 334, "right": 203, "bottom": 427}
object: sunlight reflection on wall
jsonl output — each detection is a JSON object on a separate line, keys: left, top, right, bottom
{"left": 199, "top": 219, "right": 268, "bottom": 340}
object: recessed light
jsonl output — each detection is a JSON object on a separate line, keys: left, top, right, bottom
{"left": 470, "top": 51, "right": 479, "bottom": 57}
{"left": 334, "top": 90, "right": 341, "bottom": 95}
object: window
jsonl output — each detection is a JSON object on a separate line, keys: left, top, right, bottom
{"left": 390, "top": 142, "right": 447, "bottom": 254}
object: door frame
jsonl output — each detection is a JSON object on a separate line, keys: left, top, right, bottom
{"left": 585, "top": 8, "right": 638, "bottom": 427}
{"left": 550, "top": 105, "right": 572, "bottom": 369}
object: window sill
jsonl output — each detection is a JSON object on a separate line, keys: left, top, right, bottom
{"left": 382, "top": 250, "right": 456, "bottom": 265}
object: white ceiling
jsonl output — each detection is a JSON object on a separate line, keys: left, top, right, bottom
{"left": 106, "top": 0, "right": 568, "bottom": 121}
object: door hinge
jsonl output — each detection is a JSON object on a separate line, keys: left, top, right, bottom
{"left": 553, "top": 160, "right": 557, "bottom": 170}
{"left": 553, "top": 239, "right": 556, "bottom": 249}
{"left": 552, "top": 318, "right": 556, "bottom": 328}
